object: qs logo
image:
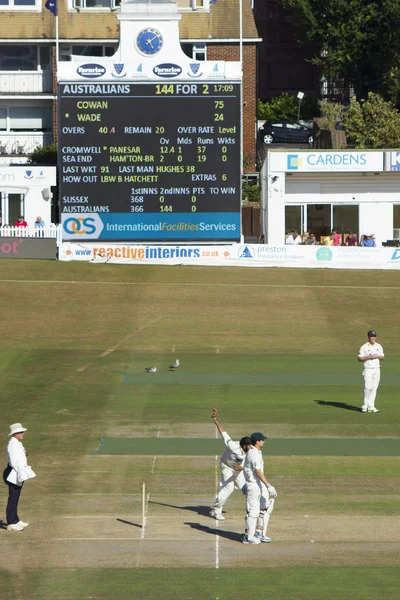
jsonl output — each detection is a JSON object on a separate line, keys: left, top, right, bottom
{"left": 63, "top": 217, "right": 97, "bottom": 235}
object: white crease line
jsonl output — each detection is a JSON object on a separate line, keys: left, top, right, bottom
{"left": 54, "top": 537, "right": 212, "bottom": 541}
{"left": 171, "top": 345, "right": 175, "bottom": 354}
{"left": 141, "top": 492, "right": 150, "bottom": 539}
{"left": 63, "top": 515, "right": 195, "bottom": 519}
{"left": 2, "top": 279, "right": 400, "bottom": 291}
{"left": 215, "top": 347, "right": 220, "bottom": 354}
{"left": 151, "top": 424, "right": 161, "bottom": 475}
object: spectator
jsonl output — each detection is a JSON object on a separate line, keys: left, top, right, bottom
{"left": 286, "top": 230, "right": 302, "bottom": 245}
{"left": 304, "top": 232, "right": 317, "bottom": 245}
{"left": 34, "top": 216, "right": 45, "bottom": 228}
{"left": 301, "top": 232, "right": 309, "bottom": 244}
{"left": 362, "top": 234, "right": 376, "bottom": 247}
{"left": 346, "top": 232, "right": 358, "bottom": 246}
{"left": 323, "top": 234, "right": 334, "bottom": 246}
{"left": 14, "top": 216, "right": 28, "bottom": 228}
{"left": 331, "top": 230, "right": 342, "bottom": 246}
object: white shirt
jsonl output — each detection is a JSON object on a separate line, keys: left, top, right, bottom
{"left": 358, "top": 342, "right": 384, "bottom": 369}
{"left": 6, "top": 437, "right": 29, "bottom": 486}
{"left": 286, "top": 235, "right": 302, "bottom": 245}
{"left": 243, "top": 446, "right": 264, "bottom": 484}
{"left": 220, "top": 432, "right": 245, "bottom": 469}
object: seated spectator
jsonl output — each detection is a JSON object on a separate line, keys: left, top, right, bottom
{"left": 322, "top": 235, "right": 334, "bottom": 246}
{"left": 301, "top": 232, "right": 309, "bottom": 244}
{"left": 331, "top": 230, "right": 342, "bottom": 246}
{"left": 286, "top": 229, "right": 302, "bottom": 245}
{"left": 34, "top": 216, "right": 45, "bottom": 228}
{"left": 345, "top": 232, "right": 358, "bottom": 246}
{"left": 362, "top": 234, "right": 376, "bottom": 247}
{"left": 14, "top": 215, "right": 28, "bottom": 227}
{"left": 304, "top": 232, "right": 317, "bottom": 245}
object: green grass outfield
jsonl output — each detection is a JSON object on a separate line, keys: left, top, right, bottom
{"left": 0, "top": 261, "right": 399, "bottom": 599}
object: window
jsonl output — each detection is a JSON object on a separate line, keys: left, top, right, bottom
{"left": 271, "top": 123, "right": 283, "bottom": 127}
{"left": 73, "top": 0, "right": 120, "bottom": 8}
{"left": 191, "top": 0, "right": 209, "bottom": 8}
{"left": 193, "top": 44, "right": 207, "bottom": 61}
{"left": 60, "top": 45, "right": 116, "bottom": 61}
{"left": 0, "top": 0, "right": 38, "bottom": 9}
{"left": 0, "top": 108, "right": 6, "bottom": 131}
{"left": 286, "top": 123, "right": 302, "bottom": 130}
{"left": 180, "top": 44, "right": 207, "bottom": 61}
{"left": 9, "top": 107, "right": 52, "bottom": 132}
{"left": 0, "top": 46, "right": 40, "bottom": 71}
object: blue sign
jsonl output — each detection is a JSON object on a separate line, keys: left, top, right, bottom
{"left": 62, "top": 213, "right": 240, "bottom": 241}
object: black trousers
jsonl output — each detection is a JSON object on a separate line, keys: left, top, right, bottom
{"left": 3, "top": 465, "right": 23, "bottom": 525}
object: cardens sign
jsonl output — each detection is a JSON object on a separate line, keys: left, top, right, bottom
{"left": 270, "top": 151, "right": 384, "bottom": 173}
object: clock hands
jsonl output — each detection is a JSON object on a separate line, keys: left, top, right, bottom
{"left": 145, "top": 34, "right": 160, "bottom": 49}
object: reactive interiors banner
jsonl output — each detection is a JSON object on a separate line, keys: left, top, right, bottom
{"left": 59, "top": 242, "right": 400, "bottom": 270}
{"left": 0, "top": 238, "right": 57, "bottom": 260}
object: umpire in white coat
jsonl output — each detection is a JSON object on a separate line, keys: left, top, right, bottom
{"left": 3, "top": 423, "right": 35, "bottom": 531}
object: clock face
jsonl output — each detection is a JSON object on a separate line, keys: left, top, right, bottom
{"left": 136, "top": 28, "right": 164, "bottom": 56}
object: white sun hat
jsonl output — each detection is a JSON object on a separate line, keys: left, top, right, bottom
{"left": 8, "top": 423, "right": 27, "bottom": 436}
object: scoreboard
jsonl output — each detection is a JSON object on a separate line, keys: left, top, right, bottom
{"left": 59, "top": 82, "right": 241, "bottom": 242}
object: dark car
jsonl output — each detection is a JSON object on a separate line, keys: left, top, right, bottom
{"left": 258, "top": 120, "right": 313, "bottom": 146}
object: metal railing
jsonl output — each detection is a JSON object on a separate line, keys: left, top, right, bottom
{"left": 0, "top": 224, "right": 62, "bottom": 246}
{"left": 0, "top": 133, "right": 53, "bottom": 156}
{"left": 0, "top": 71, "right": 53, "bottom": 94}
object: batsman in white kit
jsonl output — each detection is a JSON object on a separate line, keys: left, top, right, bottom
{"left": 243, "top": 432, "right": 277, "bottom": 544}
{"left": 210, "top": 409, "right": 252, "bottom": 520}
{"left": 358, "top": 330, "right": 384, "bottom": 413}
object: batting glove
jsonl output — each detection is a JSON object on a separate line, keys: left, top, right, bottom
{"left": 267, "top": 485, "right": 277, "bottom": 498}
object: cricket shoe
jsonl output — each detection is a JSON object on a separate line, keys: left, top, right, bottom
{"left": 255, "top": 532, "right": 272, "bottom": 543}
{"left": 361, "top": 408, "right": 367, "bottom": 413}
{"left": 7, "top": 524, "right": 24, "bottom": 531}
{"left": 17, "top": 520, "right": 29, "bottom": 528}
{"left": 368, "top": 408, "right": 380, "bottom": 413}
{"left": 210, "top": 510, "right": 225, "bottom": 521}
{"left": 242, "top": 535, "right": 261, "bottom": 545}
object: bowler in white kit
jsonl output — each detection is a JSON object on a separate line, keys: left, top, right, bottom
{"left": 210, "top": 409, "right": 252, "bottom": 520}
{"left": 358, "top": 329, "right": 384, "bottom": 413}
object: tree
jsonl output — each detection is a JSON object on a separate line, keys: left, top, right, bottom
{"left": 281, "top": 0, "right": 400, "bottom": 102}
{"left": 258, "top": 93, "right": 298, "bottom": 122}
{"left": 29, "top": 143, "right": 57, "bottom": 164}
{"left": 342, "top": 93, "right": 400, "bottom": 148}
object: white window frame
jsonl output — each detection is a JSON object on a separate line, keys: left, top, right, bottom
{"left": 71, "top": 0, "right": 120, "bottom": 10}
{"left": 192, "top": 44, "right": 207, "bottom": 61}
{"left": 0, "top": 0, "right": 40, "bottom": 11}
{"left": 191, "top": 0, "right": 209, "bottom": 9}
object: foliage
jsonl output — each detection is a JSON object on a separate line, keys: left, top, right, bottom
{"left": 242, "top": 180, "right": 260, "bottom": 204}
{"left": 281, "top": 0, "right": 400, "bottom": 102}
{"left": 257, "top": 94, "right": 298, "bottom": 122}
{"left": 318, "top": 100, "right": 346, "bottom": 131}
{"left": 28, "top": 143, "right": 57, "bottom": 164}
{"left": 342, "top": 92, "right": 400, "bottom": 148}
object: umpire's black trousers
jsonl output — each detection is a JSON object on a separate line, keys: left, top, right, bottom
{"left": 3, "top": 465, "right": 23, "bottom": 525}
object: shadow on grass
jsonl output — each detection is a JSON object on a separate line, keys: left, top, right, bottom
{"left": 185, "top": 522, "right": 243, "bottom": 543}
{"left": 116, "top": 518, "right": 141, "bottom": 528}
{"left": 148, "top": 500, "right": 212, "bottom": 517}
{"left": 315, "top": 400, "right": 361, "bottom": 412}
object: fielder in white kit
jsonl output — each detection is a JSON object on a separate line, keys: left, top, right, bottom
{"left": 210, "top": 409, "right": 252, "bottom": 521}
{"left": 358, "top": 329, "right": 384, "bottom": 413}
{"left": 243, "top": 432, "right": 277, "bottom": 545}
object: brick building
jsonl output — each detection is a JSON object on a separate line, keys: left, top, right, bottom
{"left": 253, "top": 0, "right": 320, "bottom": 102}
{"left": 0, "top": 0, "right": 259, "bottom": 172}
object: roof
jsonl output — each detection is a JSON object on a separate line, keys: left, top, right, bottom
{"left": 180, "top": 0, "right": 259, "bottom": 40}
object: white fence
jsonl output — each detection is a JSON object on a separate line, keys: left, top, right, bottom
{"left": 0, "top": 133, "right": 53, "bottom": 156}
{"left": 0, "top": 71, "right": 53, "bottom": 94}
{"left": 0, "top": 225, "right": 62, "bottom": 246}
